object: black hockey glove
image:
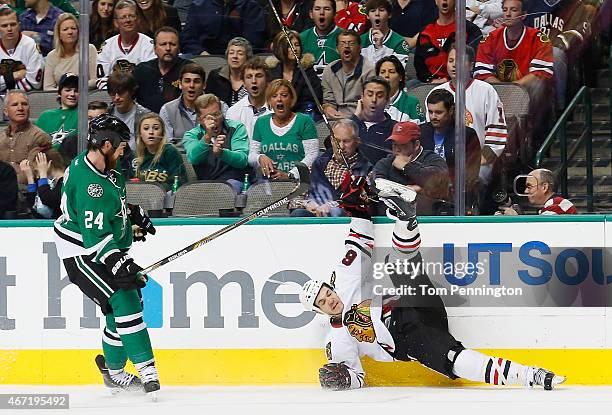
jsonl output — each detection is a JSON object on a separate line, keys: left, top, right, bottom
{"left": 319, "top": 363, "right": 352, "bottom": 391}
{"left": 104, "top": 252, "right": 147, "bottom": 290}
{"left": 128, "top": 204, "right": 156, "bottom": 242}
{"left": 338, "top": 174, "right": 371, "bottom": 220}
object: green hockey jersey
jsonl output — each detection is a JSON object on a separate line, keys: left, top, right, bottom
{"left": 54, "top": 151, "right": 132, "bottom": 263}
{"left": 300, "top": 26, "right": 341, "bottom": 77}
{"left": 386, "top": 91, "right": 425, "bottom": 123}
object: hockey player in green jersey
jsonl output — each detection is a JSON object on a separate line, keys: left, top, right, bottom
{"left": 53, "top": 114, "right": 160, "bottom": 397}
{"left": 300, "top": 0, "right": 342, "bottom": 77}
{"left": 360, "top": 0, "right": 410, "bottom": 64}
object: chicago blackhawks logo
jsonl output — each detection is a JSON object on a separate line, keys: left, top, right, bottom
{"left": 87, "top": 183, "right": 104, "bottom": 198}
{"left": 497, "top": 59, "right": 522, "bottom": 82}
{"left": 343, "top": 300, "right": 375, "bottom": 343}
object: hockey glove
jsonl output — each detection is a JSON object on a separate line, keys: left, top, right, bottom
{"left": 104, "top": 252, "right": 147, "bottom": 290}
{"left": 128, "top": 204, "right": 156, "bottom": 242}
{"left": 319, "top": 362, "right": 352, "bottom": 391}
{"left": 338, "top": 174, "right": 371, "bottom": 219}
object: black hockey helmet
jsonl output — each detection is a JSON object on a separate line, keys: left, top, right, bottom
{"left": 88, "top": 114, "right": 131, "bottom": 150}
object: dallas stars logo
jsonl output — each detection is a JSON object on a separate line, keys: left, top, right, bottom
{"left": 51, "top": 126, "right": 75, "bottom": 146}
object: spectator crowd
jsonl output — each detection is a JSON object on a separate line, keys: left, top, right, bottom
{"left": 0, "top": 0, "right": 606, "bottom": 218}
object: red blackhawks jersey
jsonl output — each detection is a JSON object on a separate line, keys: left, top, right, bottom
{"left": 335, "top": 2, "right": 369, "bottom": 35}
{"left": 474, "top": 26, "right": 553, "bottom": 82}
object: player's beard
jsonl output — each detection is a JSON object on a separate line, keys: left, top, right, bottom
{"left": 103, "top": 148, "right": 118, "bottom": 172}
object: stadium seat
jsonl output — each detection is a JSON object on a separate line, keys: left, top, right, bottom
{"left": 180, "top": 152, "right": 198, "bottom": 183}
{"left": 26, "top": 91, "right": 59, "bottom": 121}
{"left": 88, "top": 89, "right": 112, "bottom": 104}
{"left": 404, "top": 53, "right": 417, "bottom": 82}
{"left": 315, "top": 120, "right": 330, "bottom": 149}
{"left": 492, "top": 83, "right": 531, "bottom": 165}
{"left": 126, "top": 182, "right": 166, "bottom": 213}
{"left": 190, "top": 55, "right": 227, "bottom": 81}
{"left": 172, "top": 181, "right": 237, "bottom": 217}
{"left": 491, "top": 83, "right": 530, "bottom": 119}
{"left": 406, "top": 83, "right": 436, "bottom": 110}
{"left": 242, "top": 181, "right": 295, "bottom": 216}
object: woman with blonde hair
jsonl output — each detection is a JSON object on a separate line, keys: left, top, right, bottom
{"left": 249, "top": 79, "right": 318, "bottom": 180}
{"left": 44, "top": 13, "right": 98, "bottom": 91}
{"left": 135, "top": 113, "right": 187, "bottom": 190}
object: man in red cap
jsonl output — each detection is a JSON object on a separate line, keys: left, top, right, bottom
{"left": 372, "top": 120, "right": 450, "bottom": 214}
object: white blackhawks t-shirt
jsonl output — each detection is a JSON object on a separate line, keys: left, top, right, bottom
{"left": 324, "top": 218, "right": 396, "bottom": 389}
{"left": 0, "top": 34, "right": 43, "bottom": 92}
{"left": 96, "top": 33, "right": 155, "bottom": 81}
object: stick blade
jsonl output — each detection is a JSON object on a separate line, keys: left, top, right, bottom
{"left": 294, "top": 162, "right": 311, "bottom": 187}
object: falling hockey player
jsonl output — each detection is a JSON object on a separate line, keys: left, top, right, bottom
{"left": 300, "top": 175, "right": 566, "bottom": 391}
{"left": 53, "top": 114, "right": 161, "bottom": 398}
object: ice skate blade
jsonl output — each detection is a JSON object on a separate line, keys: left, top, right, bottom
{"left": 149, "top": 391, "right": 158, "bottom": 402}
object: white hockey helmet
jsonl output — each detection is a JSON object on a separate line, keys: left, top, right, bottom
{"left": 299, "top": 273, "right": 336, "bottom": 313}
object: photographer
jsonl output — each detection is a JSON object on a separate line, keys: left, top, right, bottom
{"left": 497, "top": 168, "right": 577, "bottom": 215}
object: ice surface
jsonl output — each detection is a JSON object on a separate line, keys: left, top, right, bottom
{"left": 1, "top": 385, "right": 611, "bottom": 415}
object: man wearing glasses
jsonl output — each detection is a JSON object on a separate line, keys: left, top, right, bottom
{"left": 321, "top": 29, "right": 375, "bottom": 119}
{"left": 96, "top": 0, "right": 155, "bottom": 89}
{"left": 183, "top": 93, "right": 250, "bottom": 193}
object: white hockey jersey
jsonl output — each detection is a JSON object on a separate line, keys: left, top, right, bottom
{"left": 96, "top": 33, "right": 155, "bottom": 85}
{"left": 324, "top": 218, "right": 396, "bottom": 389}
{"left": 0, "top": 34, "right": 43, "bottom": 92}
{"left": 425, "top": 79, "right": 508, "bottom": 157}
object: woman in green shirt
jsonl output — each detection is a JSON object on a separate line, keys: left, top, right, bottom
{"left": 249, "top": 79, "right": 318, "bottom": 180}
{"left": 376, "top": 55, "right": 425, "bottom": 124}
{"left": 135, "top": 113, "right": 187, "bottom": 190}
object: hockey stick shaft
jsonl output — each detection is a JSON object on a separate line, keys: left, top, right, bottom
{"left": 266, "top": 0, "right": 351, "bottom": 170}
{"left": 139, "top": 166, "right": 311, "bottom": 275}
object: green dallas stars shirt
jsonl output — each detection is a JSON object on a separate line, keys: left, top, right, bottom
{"left": 36, "top": 107, "right": 78, "bottom": 148}
{"left": 300, "top": 26, "right": 341, "bottom": 77}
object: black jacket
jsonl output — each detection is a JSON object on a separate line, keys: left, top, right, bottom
{"left": 133, "top": 57, "right": 188, "bottom": 113}
{"left": 267, "top": 55, "right": 322, "bottom": 116}
{"left": 350, "top": 114, "right": 396, "bottom": 165}
{"left": 419, "top": 122, "right": 481, "bottom": 202}
{"left": 372, "top": 149, "right": 451, "bottom": 214}
{"left": 25, "top": 177, "right": 64, "bottom": 219}
{"left": 180, "top": 0, "right": 267, "bottom": 55}
{"left": 205, "top": 65, "right": 241, "bottom": 107}
{"left": 0, "top": 160, "right": 17, "bottom": 217}
{"left": 265, "top": 0, "right": 313, "bottom": 45}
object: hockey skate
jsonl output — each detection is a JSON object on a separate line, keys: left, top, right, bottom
{"left": 95, "top": 354, "right": 142, "bottom": 394}
{"left": 374, "top": 178, "right": 418, "bottom": 220}
{"left": 526, "top": 366, "right": 566, "bottom": 390}
{"left": 137, "top": 361, "right": 160, "bottom": 401}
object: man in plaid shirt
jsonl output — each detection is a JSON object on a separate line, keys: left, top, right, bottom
{"left": 18, "top": 0, "right": 62, "bottom": 56}
{"left": 291, "top": 119, "right": 371, "bottom": 217}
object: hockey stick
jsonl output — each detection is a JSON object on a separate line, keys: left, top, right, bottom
{"left": 138, "top": 162, "right": 311, "bottom": 276}
{"left": 266, "top": 0, "right": 351, "bottom": 170}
